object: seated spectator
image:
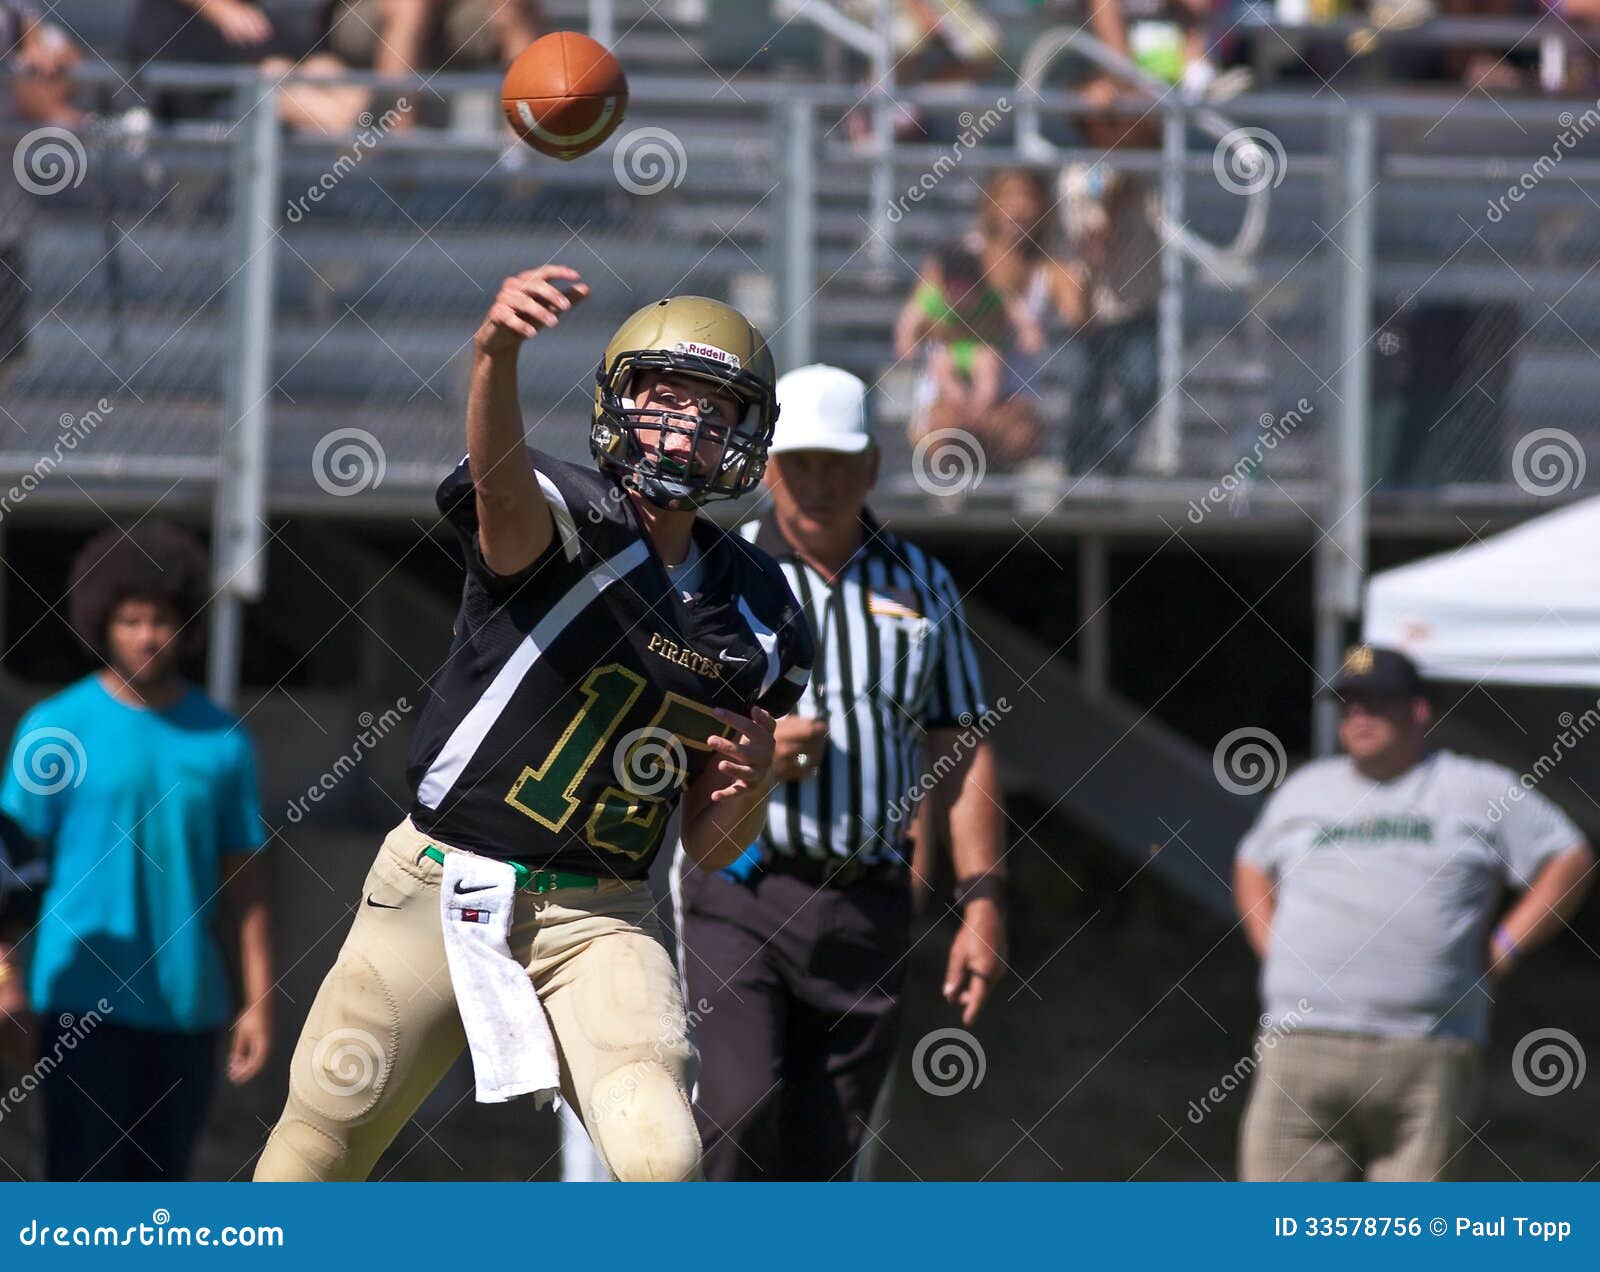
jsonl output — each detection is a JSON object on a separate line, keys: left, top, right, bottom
{"left": 125, "top": 0, "right": 482, "bottom": 133}
{"left": 840, "top": 0, "right": 1002, "bottom": 147}
{"left": 965, "top": 167, "right": 1081, "bottom": 468}
{"left": 125, "top": 0, "right": 320, "bottom": 122}
{"left": 2, "top": 3, "right": 83, "bottom": 392}
{"left": 310, "top": 0, "right": 542, "bottom": 129}
{"left": 894, "top": 243, "right": 1045, "bottom": 469}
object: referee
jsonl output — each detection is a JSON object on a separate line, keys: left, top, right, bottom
{"left": 675, "top": 364, "right": 1008, "bottom": 1181}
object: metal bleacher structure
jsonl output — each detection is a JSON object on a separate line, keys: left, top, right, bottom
{"left": 5, "top": 1, "right": 1600, "bottom": 901}
{"left": 7, "top": 0, "right": 1600, "bottom": 533}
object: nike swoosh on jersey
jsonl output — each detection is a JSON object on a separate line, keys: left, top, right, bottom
{"left": 719, "top": 648, "right": 749, "bottom": 663}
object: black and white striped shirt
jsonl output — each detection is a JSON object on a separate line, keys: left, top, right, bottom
{"left": 743, "top": 511, "right": 986, "bottom": 869}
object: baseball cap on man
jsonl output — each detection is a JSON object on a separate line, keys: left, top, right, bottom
{"left": 1323, "top": 644, "right": 1426, "bottom": 699}
{"left": 771, "top": 364, "right": 873, "bottom": 455}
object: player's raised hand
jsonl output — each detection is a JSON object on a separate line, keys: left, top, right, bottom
{"left": 706, "top": 705, "right": 778, "bottom": 802}
{"left": 475, "top": 265, "right": 592, "bottom": 357}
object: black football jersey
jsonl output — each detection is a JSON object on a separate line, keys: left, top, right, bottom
{"left": 406, "top": 450, "right": 813, "bottom": 879}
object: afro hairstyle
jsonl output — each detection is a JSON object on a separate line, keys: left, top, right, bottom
{"left": 66, "top": 521, "right": 210, "bottom": 662}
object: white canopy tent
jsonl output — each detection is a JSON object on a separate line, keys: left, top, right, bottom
{"left": 1363, "top": 498, "right": 1600, "bottom": 688}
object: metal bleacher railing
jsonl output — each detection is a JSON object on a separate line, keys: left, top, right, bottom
{"left": 4, "top": 52, "right": 1600, "bottom": 538}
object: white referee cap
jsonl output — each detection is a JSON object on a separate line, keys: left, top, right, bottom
{"left": 771, "top": 364, "right": 873, "bottom": 455}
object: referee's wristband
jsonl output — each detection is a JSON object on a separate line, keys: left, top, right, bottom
{"left": 955, "top": 874, "right": 1007, "bottom": 911}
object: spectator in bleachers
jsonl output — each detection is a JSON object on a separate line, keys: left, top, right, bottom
{"left": 1057, "top": 103, "right": 1163, "bottom": 478}
{"left": 263, "top": 0, "right": 434, "bottom": 134}
{"left": 964, "top": 166, "right": 1081, "bottom": 469}
{"left": 2, "top": 3, "right": 83, "bottom": 390}
{"left": 307, "top": 0, "right": 542, "bottom": 129}
{"left": 126, "top": 0, "right": 320, "bottom": 122}
{"left": 841, "top": 0, "right": 1002, "bottom": 148}
{"left": 126, "top": 1, "right": 488, "bottom": 133}
{"left": 895, "top": 242, "right": 1045, "bottom": 469}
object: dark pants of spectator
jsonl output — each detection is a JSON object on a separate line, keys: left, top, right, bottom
{"left": 679, "top": 867, "right": 910, "bottom": 1181}
{"left": 40, "top": 1015, "right": 220, "bottom": 1181}
{"left": 1068, "top": 315, "right": 1159, "bottom": 477}
{"left": 125, "top": 0, "right": 321, "bottom": 121}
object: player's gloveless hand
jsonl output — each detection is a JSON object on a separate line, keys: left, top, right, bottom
{"left": 771, "top": 714, "right": 828, "bottom": 782}
{"left": 227, "top": 999, "right": 272, "bottom": 1085}
{"left": 706, "top": 706, "right": 777, "bottom": 802}
{"left": 475, "top": 265, "right": 592, "bottom": 357}
{"left": 943, "top": 898, "right": 1006, "bottom": 1026}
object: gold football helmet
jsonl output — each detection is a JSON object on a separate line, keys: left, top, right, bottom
{"left": 591, "top": 296, "right": 779, "bottom": 508}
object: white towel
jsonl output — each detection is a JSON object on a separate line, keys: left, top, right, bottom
{"left": 439, "top": 851, "right": 561, "bottom": 1106}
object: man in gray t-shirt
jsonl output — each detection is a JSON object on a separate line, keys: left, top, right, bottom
{"left": 1233, "top": 645, "right": 1594, "bottom": 1182}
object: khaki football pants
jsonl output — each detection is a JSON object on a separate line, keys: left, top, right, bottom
{"left": 1238, "top": 1029, "right": 1482, "bottom": 1182}
{"left": 254, "top": 818, "right": 701, "bottom": 1182}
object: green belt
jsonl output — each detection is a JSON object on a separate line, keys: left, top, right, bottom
{"left": 420, "top": 845, "right": 598, "bottom": 895}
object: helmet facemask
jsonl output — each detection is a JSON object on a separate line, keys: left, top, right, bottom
{"left": 594, "top": 349, "right": 777, "bottom": 509}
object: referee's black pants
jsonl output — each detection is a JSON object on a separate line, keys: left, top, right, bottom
{"left": 678, "top": 867, "right": 910, "bottom": 1181}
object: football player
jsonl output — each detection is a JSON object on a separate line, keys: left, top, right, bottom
{"left": 255, "top": 266, "right": 813, "bottom": 1182}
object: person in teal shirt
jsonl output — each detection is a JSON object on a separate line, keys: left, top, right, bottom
{"left": 0, "top": 521, "right": 273, "bottom": 1181}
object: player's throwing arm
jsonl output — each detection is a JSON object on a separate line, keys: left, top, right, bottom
{"left": 468, "top": 265, "right": 592, "bottom": 576}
